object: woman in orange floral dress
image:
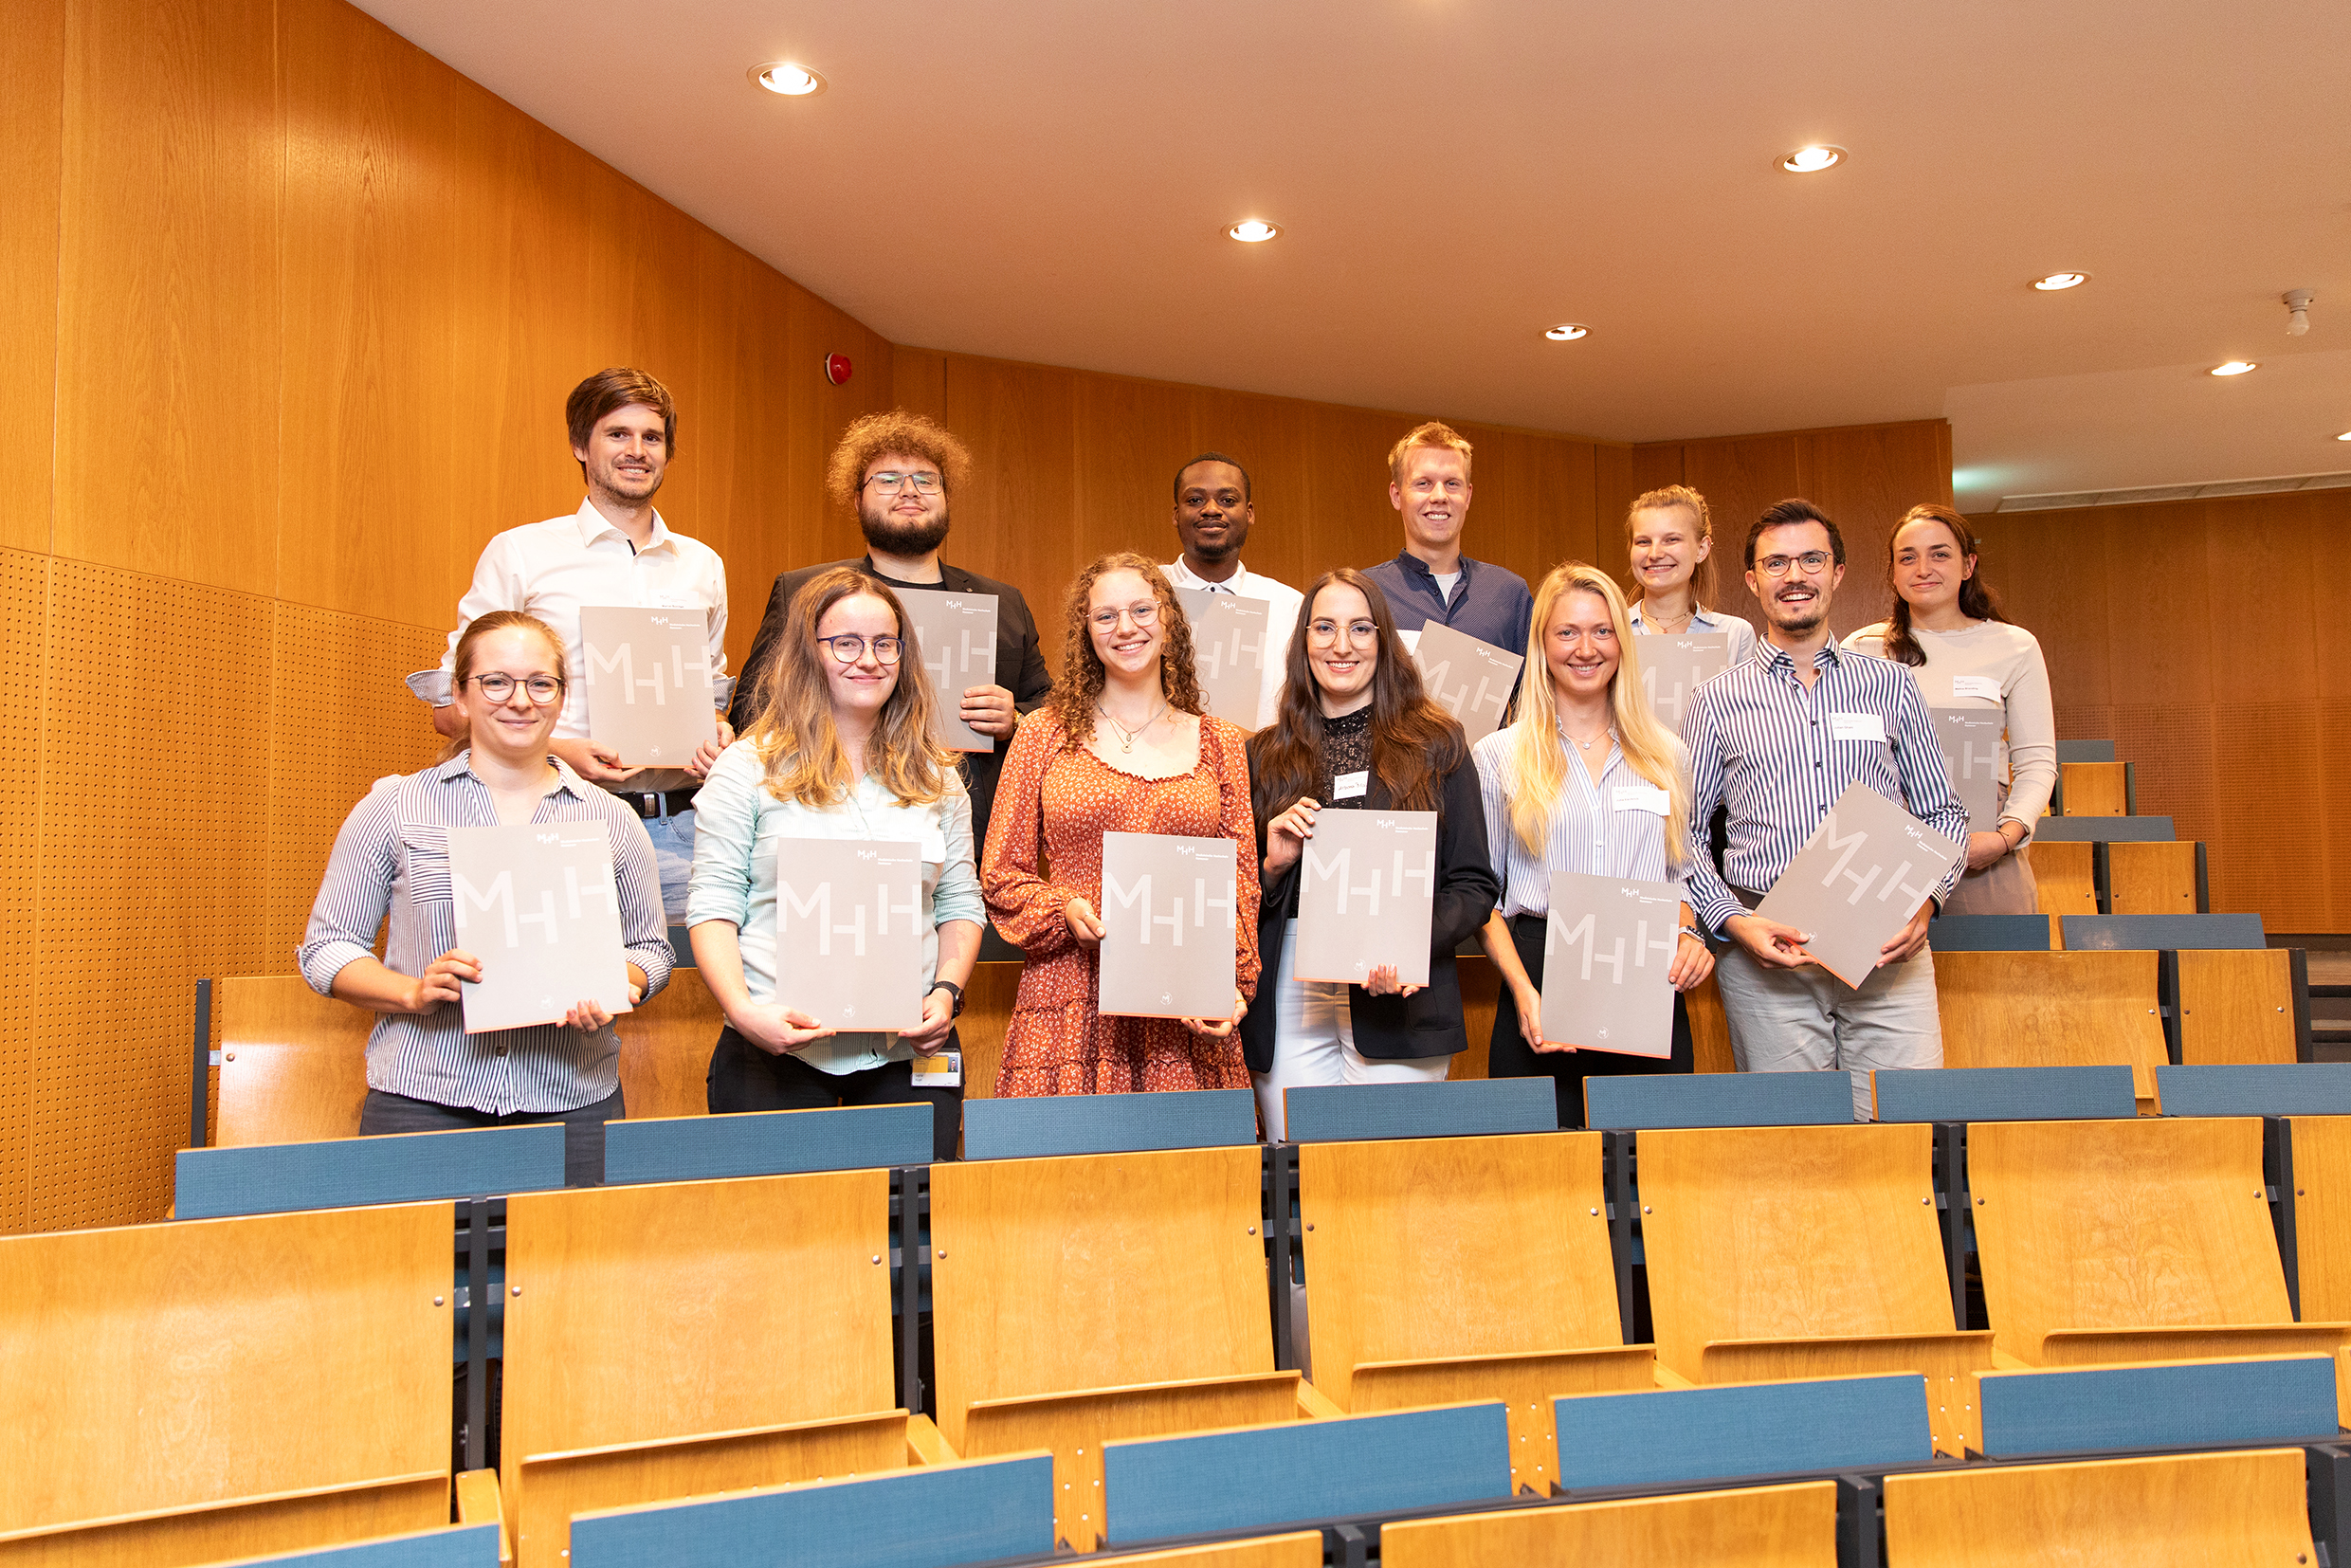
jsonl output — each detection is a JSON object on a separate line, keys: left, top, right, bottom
{"left": 980, "top": 552, "right": 1260, "bottom": 1095}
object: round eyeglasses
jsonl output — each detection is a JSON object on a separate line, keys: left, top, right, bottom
{"left": 817, "top": 634, "right": 904, "bottom": 665}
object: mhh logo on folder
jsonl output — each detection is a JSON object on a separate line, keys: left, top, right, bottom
{"left": 1540, "top": 870, "right": 1682, "bottom": 1059}
{"left": 1754, "top": 782, "right": 1965, "bottom": 988}
{"left": 1929, "top": 707, "right": 2005, "bottom": 834}
{"left": 1291, "top": 811, "right": 1438, "bottom": 987}
{"left": 1174, "top": 589, "right": 1272, "bottom": 730}
{"left": 1412, "top": 622, "right": 1522, "bottom": 745}
{"left": 1631, "top": 631, "right": 1732, "bottom": 734}
{"left": 578, "top": 607, "right": 719, "bottom": 766}
{"left": 1097, "top": 831, "right": 1239, "bottom": 1020}
{"left": 772, "top": 837, "right": 928, "bottom": 1031}
{"left": 445, "top": 819, "right": 635, "bottom": 1033}
{"left": 897, "top": 589, "right": 999, "bottom": 754}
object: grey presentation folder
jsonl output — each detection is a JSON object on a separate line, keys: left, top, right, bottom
{"left": 770, "top": 837, "right": 927, "bottom": 1031}
{"left": 1175, "top": 589, "right": 1272, "bottom": 730}
{"left": 1412, "top": 622, "right": 1522, "bottom": 746}
{"left": 578, "top": 606, "right": 718, "bottom": 766}
{"left": 445, "top": 819, "right": 635, "bottom": 1033}
{"left": 1097, "top": 831, "right": 1240, "bottom": 1020}
{"left": 1539, "top": 870, "right": 1680, "bottom": 1059}
{"left": 1754, "top": 782, "right": 1965, "bottom": 988}
{"left": 1290, "top": 811, "right": 1438, "bottom": 987}
{"left": 898, "top": 589, "right": 999, "bottom": 753}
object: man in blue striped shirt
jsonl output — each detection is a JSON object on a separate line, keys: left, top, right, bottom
{"left": 1684, "top": 500, "right": 1969, "bottom": 1112}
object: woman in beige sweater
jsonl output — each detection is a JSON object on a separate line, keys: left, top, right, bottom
{"left": 1844, "top": 504, "right": 2055, "bottom": 916}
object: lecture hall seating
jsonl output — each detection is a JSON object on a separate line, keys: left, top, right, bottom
{"left": 1376, "top": 1482, "right": 1839, "bottom": 1568}
{"left": 2068, "top": 914, "right": 2304, "bottom": 1067}
{"left": 1931, "top": 947, "right": 2169, "bottom": 1105}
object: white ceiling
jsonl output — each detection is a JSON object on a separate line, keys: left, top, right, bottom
{"left": 355, "top": 0, "right": 2351, "bottom": 514}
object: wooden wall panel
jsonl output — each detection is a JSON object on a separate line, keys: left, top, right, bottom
{"left": 52, "top": 0, "right": 282, "bottom": 594}
{"left": 0, "top": 554, "right": 46, "bottom": 1233}
{"left": 0, "top": 0, "right": 63, "bottom": 557}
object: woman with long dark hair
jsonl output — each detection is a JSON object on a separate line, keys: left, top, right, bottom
{"left": 1242, "top": 570, "right": 1497, "bottom": 1140}
{"left": 686, "top": 567, "right": 981, "bottom": 1161}
{"left": 981, "top": 552, "right": 1260, "bottom": 1096}
{"left": 1843, "top": 504, "right": 2054, "bottom": 916}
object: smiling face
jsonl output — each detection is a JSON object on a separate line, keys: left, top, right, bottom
{"left": 573, "top": 402, "right": 668, "bottom": 508}
{"left": 1543, "top": 589, "right": 1621, "bottom": 707}
{"left": 454, "top": 626, "right": 566, "bottom": 767}
{"left": 1086, "top": 568, "right": 1167, "bottom": 684}
{"left": 813, "top": 592, "right": 902, "bottom": 724}
{"left": 1745, "top": 520, "right": 1845, "bottom": 636}
{"left": 1389, "top": 446, "right": 1473, "bottom": 555}
{"left": 1174, "top": 461, "right": 1253, "bottom": 567}
{"left": 1889, "top": 515, "right": 1975, "bottom": 618}
{"left": 1628, "top": 503, "right": 1710, "bottom": 597}
{"left": 1304, "top": 582, "right": 1378, "bottom": 713}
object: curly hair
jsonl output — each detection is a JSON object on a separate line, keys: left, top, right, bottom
{"left": 1046, "top": 552, "right": 1205, "bottom": 751}
{"left": 824, "top": 410, "right": 975, "bottom": 512}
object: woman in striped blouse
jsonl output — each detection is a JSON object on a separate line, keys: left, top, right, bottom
{"left": 1474, "top": 564, "right": 1713, "bottom": 1128}
{"left": 299, "top": 611, "right": 672, "bottom": 1185}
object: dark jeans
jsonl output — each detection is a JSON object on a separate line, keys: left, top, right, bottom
{"left": 1487, "top": 912, "right": 1694, "bottom": 1129}
{"left": 707, "top": 1027, "right": 963, "bottom": 1163}
{"left": 358, "top": 1085, "right": 624, "bottom": 1186}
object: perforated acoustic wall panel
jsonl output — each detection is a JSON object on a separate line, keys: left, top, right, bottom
{"left": 0, "top": 552, "right": 46, "bottom": 1232}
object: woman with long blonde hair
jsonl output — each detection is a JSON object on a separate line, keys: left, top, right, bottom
{"left": 1474, "top": 562, "right": 1713, "bottom": 1126}
{"left": 686, "top": 567, "right": 983, "bottom": 1160}
{"left": 982, "top": 552, "right": 1260, "bottom": 1096}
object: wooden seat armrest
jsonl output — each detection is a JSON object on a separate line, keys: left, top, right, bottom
{"left": 906, "top": 1413, "right": 957, "bottom": 1466}
{"left": 1294, "top": 1379, "right": 1345, "bottom": 1420}
{"left": 1992, "top": 1349, "right": 2032, "bottom": 1371}
{"left": 454, "top": 1468, "right": 510, "bottom": 1564}
{"left": 1652, "top": 1363, "right": 1696, "bottom": 1389}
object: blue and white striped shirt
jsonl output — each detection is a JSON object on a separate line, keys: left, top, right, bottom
{"left": 299, "top": 753, "right": 675, "bottom": 1114}
{"left": 1683, "top": 640, "right": 1968, "bottom": 936}
{"left": 1472, "top": 729, "right": 1690, "bottom": 918}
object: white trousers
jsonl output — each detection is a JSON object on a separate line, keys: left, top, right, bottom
{"left": 1714, "top": 941, "right": 1943, "bottom": 1118}
{"left": 1253, "top": 921, "right": 1449, "bottom": 1141}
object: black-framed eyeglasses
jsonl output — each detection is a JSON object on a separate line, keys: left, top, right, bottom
{"left": 817, "top": 634, "right": 904, "bottom": 665}
{"left": 862, "top": 470, "right": 942, "bottom": 495}
{"left": 1757, "top": 551, "right": 1833, "bottom": 578}
{"left": 467, "top": 673, "right": 565, "bottom": 704}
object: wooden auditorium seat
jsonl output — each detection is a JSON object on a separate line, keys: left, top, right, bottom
{"left": 174, "top": 1123, "right": 566, "bottom": 1219}
{"left": 2105, "top": 839, "right": 2202, "bottom": 915}
{"left": 1635, "top": 1122, "right": 1994, "bottom": 1454}
{"left": 1293, "top": 1126, "right": 1654, "bottom": 1492}
{"left": 1881, "top": 1448, "right": 2317, "bottom": 1568}
{"left": 0, "top": 1204, "right": 455, "bottom": 1567}
{"left": 210, "top": 972, "right": 721, "bottom": 1148}
{"left": 2069, "top": 915, "right": 2300, "bottom": 1067}
{"left": 495, "top": 1137, "right": 944, "bottom": 1568}
{"left": 2029, "top": 840, "right": 2098, "bottom": 920}
{"left": 931, "top": 1120, "right": 1328, "bottom": 1551}
{"left": 1932, "top": 950, "right": 2168, "bottom": 1105}
{"left": 1967, "top": 1117, "right": 2351, "bottom": 1402}
{"left": 192, "top": 1523, "right": 502, "bottom": 1566}
{"left": 1377, "top": 1481, "right": 1838, "bottom": 1567}
{"left": 1549, "top": 1372, "right": 1934, "bottom": 1489}
{"left": 2055, "top": 760, "right": 2129, "bottom": 816}
{"left": 1972, "top": 1355, "right": 2339, "bottom": 1459}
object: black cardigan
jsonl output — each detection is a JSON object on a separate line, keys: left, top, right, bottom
{"left": 1239, "top": 749, "right": 1500, "bottom": 1068}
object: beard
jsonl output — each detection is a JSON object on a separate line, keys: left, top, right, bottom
{"left": 1767, "top": 589, "right": 1827, "bottom": 635}
{"left": 861, "top": 497, "right": 951, "bottom": 557}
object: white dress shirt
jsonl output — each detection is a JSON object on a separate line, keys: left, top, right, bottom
{"left": 418, "top": 500, "right": 729, "bottom": 793}
{"left": 1162, "top": 557, "right": 1304, "bottom": 728}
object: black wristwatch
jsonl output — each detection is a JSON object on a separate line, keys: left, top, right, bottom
{"left": 926, "top": 979, "right": 966, "bottom": 1018}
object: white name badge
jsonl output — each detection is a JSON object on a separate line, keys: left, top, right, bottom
{"left": 910, "top": 1048, "right": 962, "bottom": 1088}
{"left": 1613, "top": 784, "right": 1670, "bottom": 815}
{"left": 1331, "top": 771, "right": 1370, "bottom": 801}
{"left": 1830, "top": 712, "right": 1887, "bottom": 744}
{"left": 1949, "top": 675, "right": 2002, "bottom": 702}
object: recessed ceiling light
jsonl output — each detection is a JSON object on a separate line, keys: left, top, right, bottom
{"left": 2210, "top": 361, "right": 2258, "bottom": 376}
{"left": 2032, "top": 272, "right": 2090, "bottom": 291}
{"left": 1544, "top": 323, "right": 1589, "bottom": 341}
{"left": 1227, "top": 219, "right": 1280, "bottom": 243}
{"left": 2337, "top": 430, "right": 2351, "bottom": 441}
{"left": 750, "top": 62, "right": 827, "bottom": 96}
{"left": 1779, "top": 145, "right": 1845, "bottom": 173}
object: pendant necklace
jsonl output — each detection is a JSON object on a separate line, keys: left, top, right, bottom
{"left": 1099, "top": 698, "right": 1169, "bottom": 754}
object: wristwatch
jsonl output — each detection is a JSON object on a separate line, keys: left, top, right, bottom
{"left": 926, "top": 979, "right": 966, "bottom": 1018}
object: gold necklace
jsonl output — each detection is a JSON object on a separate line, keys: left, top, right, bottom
{"left": 1644, "top": 599, "right": 1695, "bottom": 632}
{"left": 1098, "top": 698, "right": 1169, "bottom": 754}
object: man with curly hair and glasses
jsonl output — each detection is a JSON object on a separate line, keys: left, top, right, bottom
{"left": 731, "top": 410, "right": 1053, "bottom": 849}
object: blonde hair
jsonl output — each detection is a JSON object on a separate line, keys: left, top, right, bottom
{"left": 1625, "top": 483, "right": 1718, "bottom": 609}
{"left": 1503, "top": 563, "right": 1690, "bottom": 866}
{"left": 745, "top": 568, "right": 957, "bottom": 809}
{"left": 1386, "top": 420, "right": 1474, "bottom": 484}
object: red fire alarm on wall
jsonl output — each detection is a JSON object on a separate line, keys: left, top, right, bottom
{"left": 824, "top": 353, "right": 853, "bottom": 386}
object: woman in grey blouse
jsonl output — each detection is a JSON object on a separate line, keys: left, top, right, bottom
{"left": 299, "top": 611, "right": 673, "bottom": 1185}
{"left": 687, "top": 568, "right": 983, "bottom": 1162}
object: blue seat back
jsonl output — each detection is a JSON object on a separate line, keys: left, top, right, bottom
{"left": 175, "top": 1123, "right": 566, "bottom": 1219}
{"left": 1927, "top": 915, "right": 2057, "bottom": 952}
{"left": 2063, "top": 913, "right": 2265, "bottom": 952}
{"left": 568, "top": 1452, "right": 1053, "bottom": 1568}
{"left": 604, "top": 1104, "right": 932, "bottom": 1185}
{"left": 1585, "top": 1071, "right": 1859, "bottom": 1129}
{"left": 962, "top": 1087, "right": 1257, "bottom": 1159}
{"left": 1283, "top": 1078, "right": 1555, "bottom": 1143}
{"left": 2156, "top": 1064, "right": 2351, "bottom": 1118}
{"left": 1977, "top": 1357, "right": 2339, "bottom": 1458}
{"left": 1553, "top": 1375, "right": 1932, "bottom": 1488}
{"left": 2056, "top": 740, "right": 2117, "bottom": 763}
{"left": 1101, "top": 1403, "right": 1510, "bottom": 1544}
{"left": 228, "top": 1525, "right": 501, "bottom": 1567}
{"left": 2033, "top": 816, "right": 2174, "bottom": 843}
{"left": 1871, "top": 1066, "right": 2138, "bottom": 1123}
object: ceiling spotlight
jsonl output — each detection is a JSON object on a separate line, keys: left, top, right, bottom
{"left": 2032, "top": 272, "right": 2090, "bottom": 291}
{"left": 1227, "top": 219, "right": 1280, "bottom": 243}
{"left": 1779, "top": 145, "right": 1845, "bottom": 173}
{"left": 2338, "top": 430, "right": 2351, "bottom": 442}
{"left": 751, "top": 62, "right": 827, "bottom": 96}
{"left": 1544, "top": 323, "right": 1589, "bottom": 341}
{"left": 2286, "top": 289, "right": 2314, "bottom": 337}
{"left": 2210, "top": 361, "right": 2258, "bottom": 376}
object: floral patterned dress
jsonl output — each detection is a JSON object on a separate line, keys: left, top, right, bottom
{"left": 980, "top": 708, "right": 1262, "bottom": 1096}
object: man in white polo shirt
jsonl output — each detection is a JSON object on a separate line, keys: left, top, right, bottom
{"left": 417, "top": 368, "right": 731, "bottom": 921}
{"left": 1159, "top": 452, "right": 1303, "bottom": 729}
